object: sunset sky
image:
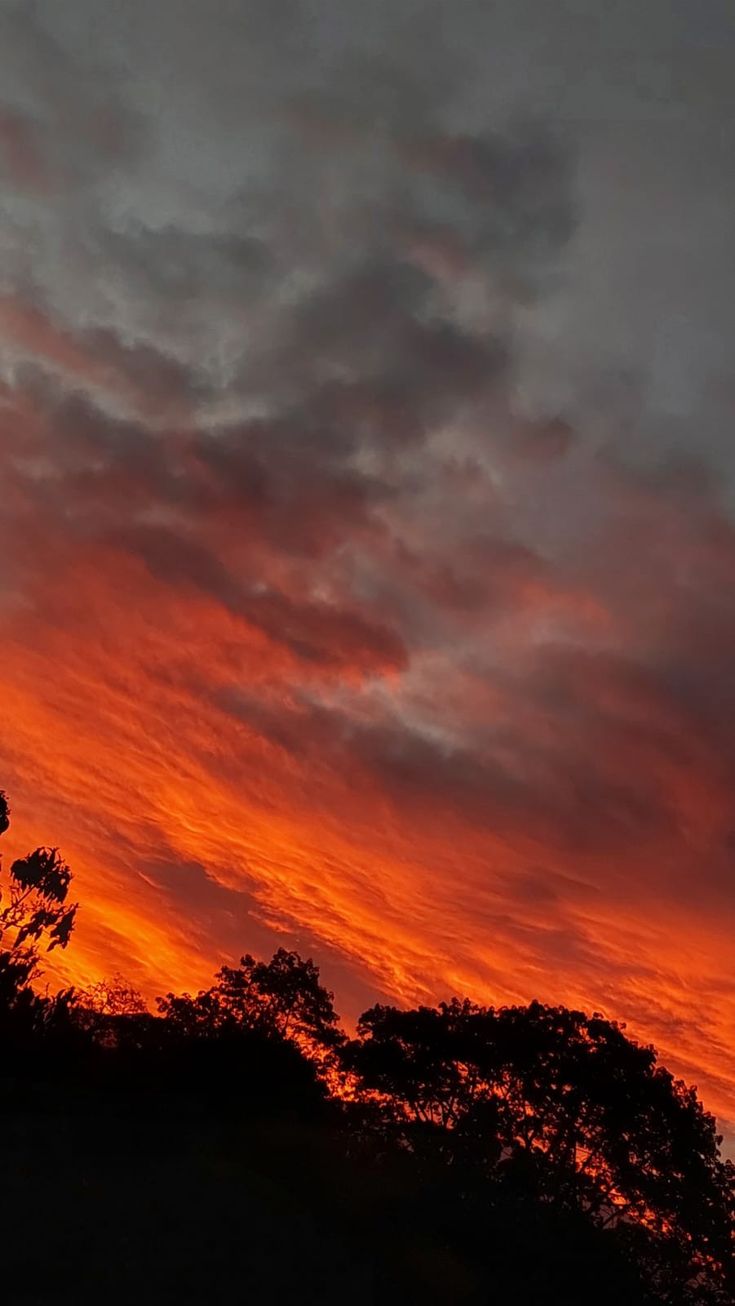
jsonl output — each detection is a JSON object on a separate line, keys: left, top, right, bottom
{"left": 2, "top": 1, "right": 735, "bottom": 1142}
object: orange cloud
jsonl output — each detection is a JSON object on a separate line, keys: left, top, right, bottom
{"left": 2, "top": 525, "right": 735, "bottom": 1142}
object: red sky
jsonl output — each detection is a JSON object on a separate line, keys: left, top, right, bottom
{"left": 2, "top": 1, "right": 735, "bottom": 1147}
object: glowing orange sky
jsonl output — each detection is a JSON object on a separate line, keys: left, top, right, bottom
{"left": 2, "top": 0, "right": 735, "bottom": 1153}
{"left": 2, "top": 493, "right": 735, "bottom": 1139}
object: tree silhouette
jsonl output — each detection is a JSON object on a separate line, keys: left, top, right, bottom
{"left": 216, "top": 949, "right": 345, "bottom": 1048}
{"left": 157, "top": 948, "right": 344, "bottom": 1052}
{"left": 74, "top": 973, "right": 148, "bottom": 1017}
{"left": 345, "top": 998, "right": 735, "bottom": 1302}
{"left": 69, "top": 972, "right": 149, "bottom": 1047}
{"left": 0, "top": 791, "right": 79, "bottom": 1054}
{"left": 0, "top": 791, "right": 78, "bottom": 988}
{"left": 153, "top": 962, "right": 331, "bottom": 1121}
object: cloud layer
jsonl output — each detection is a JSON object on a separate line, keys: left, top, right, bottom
{"left": 2, "top": 1, "right": 735, "bottom": 1139}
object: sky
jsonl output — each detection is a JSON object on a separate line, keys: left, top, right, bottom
{"left": 1, "top": 0, "right": 735, "bottom": 1140}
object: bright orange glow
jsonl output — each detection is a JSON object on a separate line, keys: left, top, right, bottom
{"left": 2, "top": 526, "right": 735, "bottom": 1146}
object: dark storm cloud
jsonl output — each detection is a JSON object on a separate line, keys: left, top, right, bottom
{"left": 0, "top": 4, "right": 145, "bottom": 195}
